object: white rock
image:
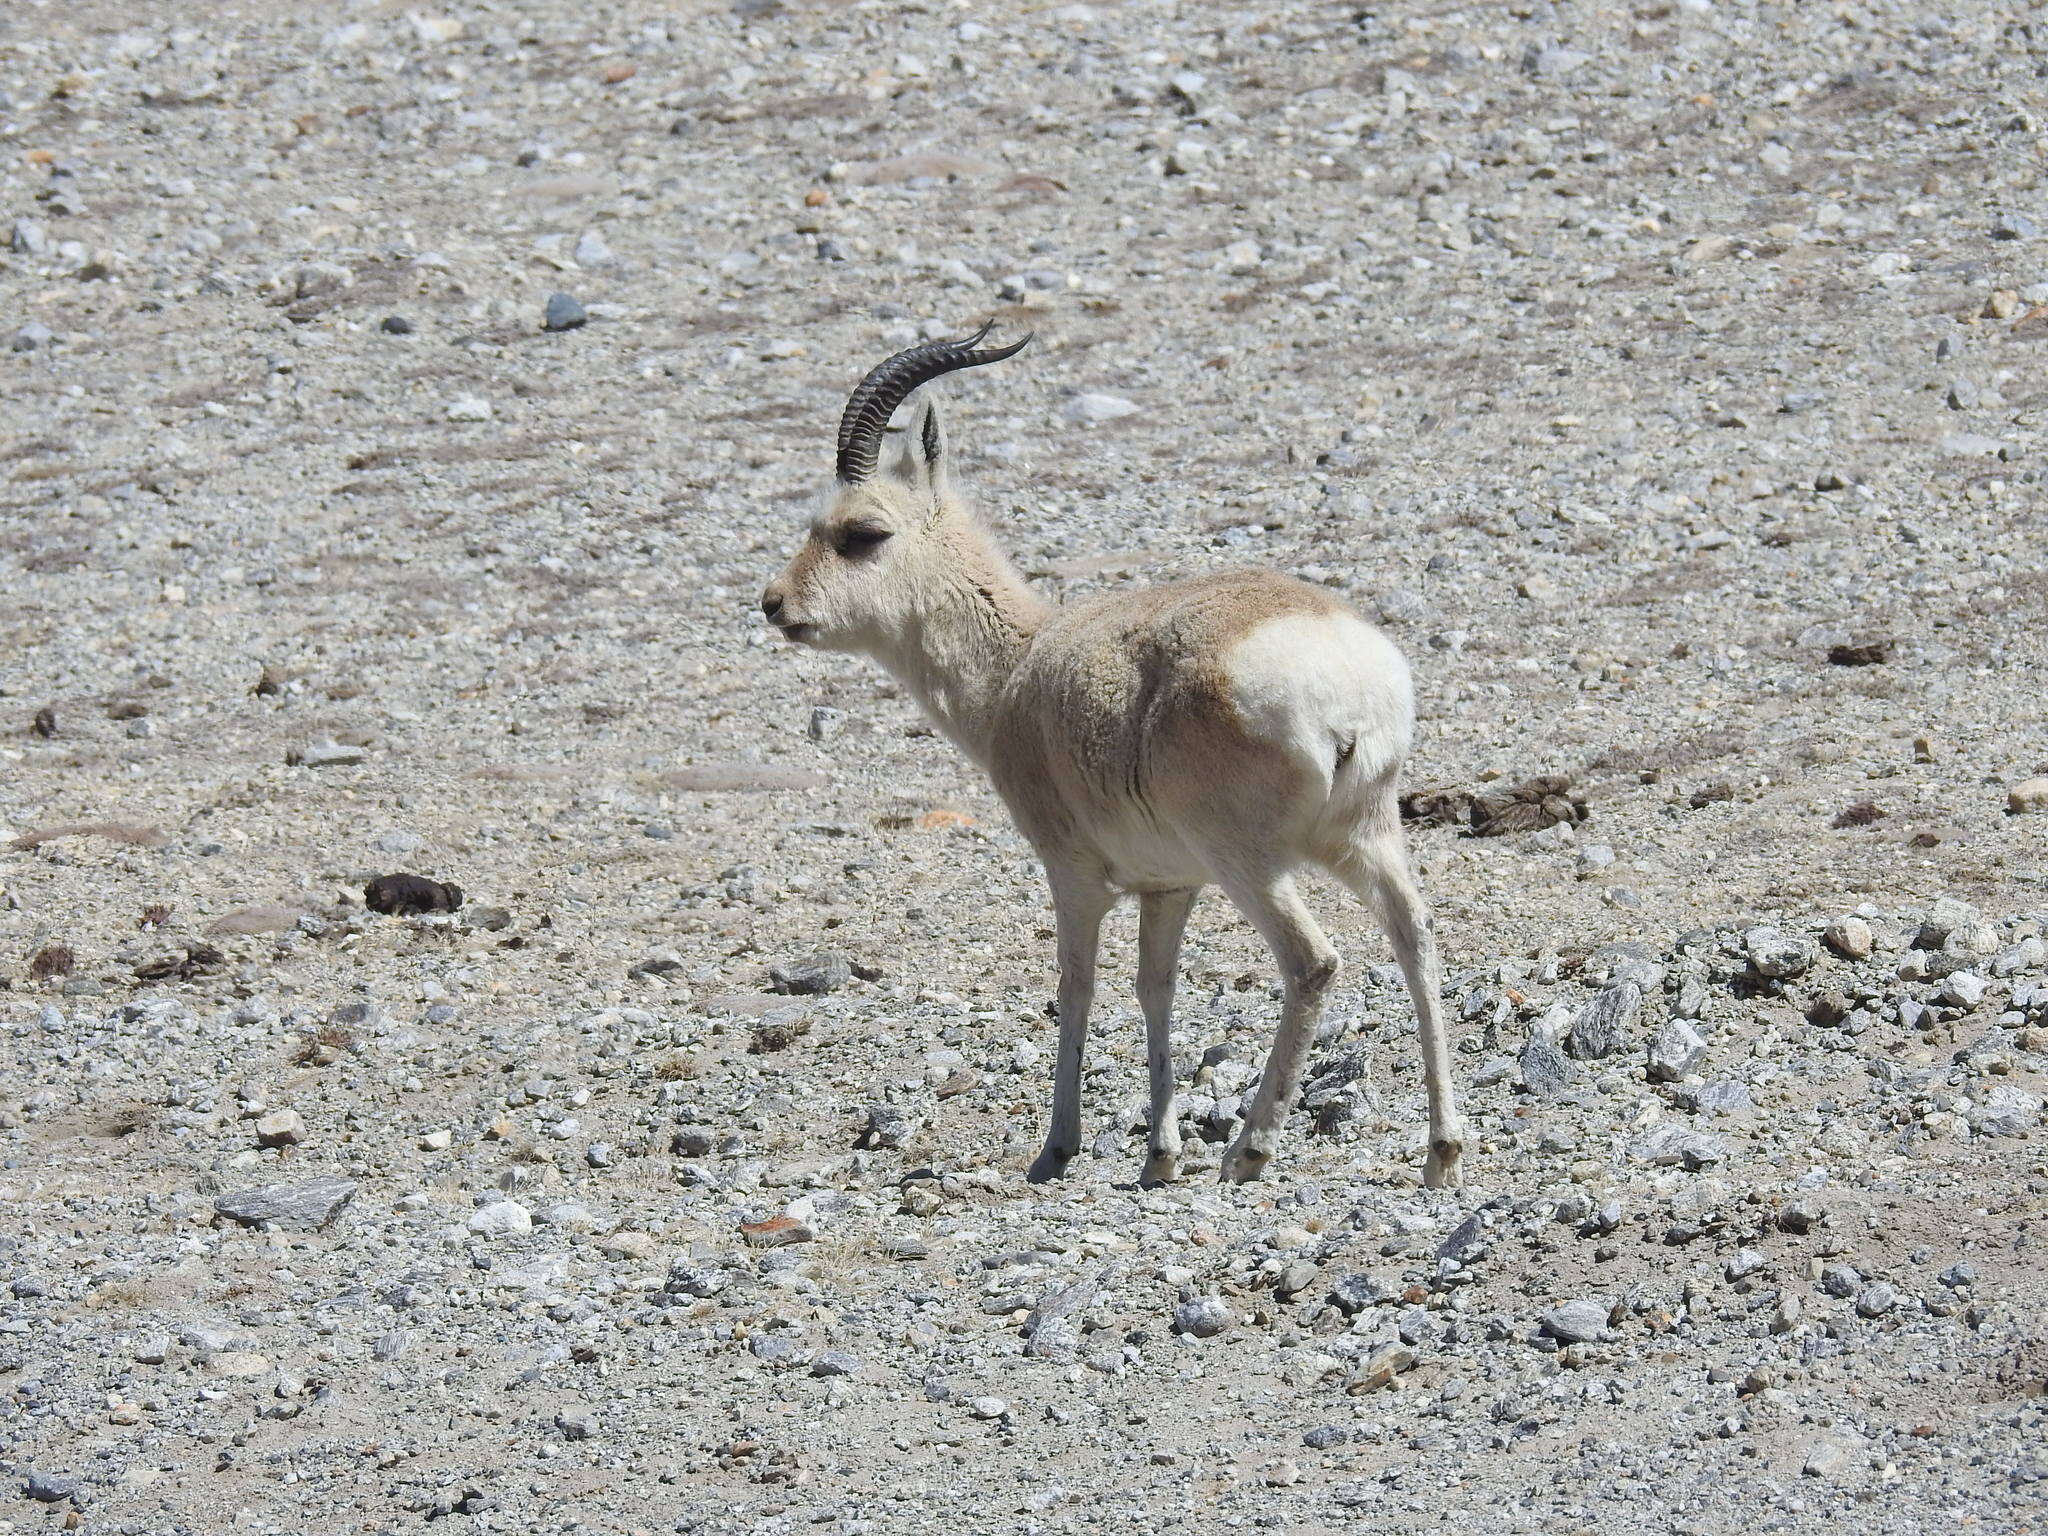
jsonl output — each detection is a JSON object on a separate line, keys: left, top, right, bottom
{"left": 254, "top": 1109, "right": 305, "bottom": 1147}
{"left": 445, "top": 396, "right": 493, "bottom": 422}
{"left": 409, "top": 14, "right": 464, "bottom": 44}
{"left": 468, "top": 1199, "right": 533, "bottom": 1236}
{"left": 1823, "top": 916, "right": 1873, "bottom": 960}
{"left": 1221, "top": 239, "right": 1262, "bottom": 273}
{"left": 1062, "top": 393, "right": 1139, "bottom": 425}
{"left": 1967, "top": 1085, "right": 2042, "bottom": 1137}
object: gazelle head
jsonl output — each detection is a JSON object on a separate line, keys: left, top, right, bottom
{"left": 761, "top": 324, "right": 1029, "bottom": 652}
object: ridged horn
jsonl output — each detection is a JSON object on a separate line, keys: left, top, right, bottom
{"left": 835, "top": 322, "right": 1030, "bottom": 484}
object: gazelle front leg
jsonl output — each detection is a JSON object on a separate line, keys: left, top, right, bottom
{"left": 1136, "top": 888, "right": 1199, "bottom": 1186}
{"left": 1027, "top": 874, "right": 1113, "bottom": 1183}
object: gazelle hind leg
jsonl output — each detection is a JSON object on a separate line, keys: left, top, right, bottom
{"left": 1136, "top": 888, "right": 1199, "bottom": 1186}
{"left": 1209, "top": 870, "right": 1339, "bottom": 1185}
{"left": 1327, "top": 826, "right": 1465, "bottom": 1189}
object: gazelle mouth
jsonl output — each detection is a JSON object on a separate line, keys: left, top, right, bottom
{"left": 776, "top": 621, "right": 817, "bottom": 644}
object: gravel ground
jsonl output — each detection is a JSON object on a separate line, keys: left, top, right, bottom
{"left": 2, "top": 1, "right": 2046, "bottom": 1533}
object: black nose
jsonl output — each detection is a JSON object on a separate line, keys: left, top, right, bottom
{"left": 762, "top": 593, "right": 784, "bottom": 622}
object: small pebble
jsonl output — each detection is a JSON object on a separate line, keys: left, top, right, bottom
{"left": 1823, "top": 916, "right": 1874, "bottom": 960}
{"left": 1173, "top": 1295, "right": 1235, "bottom": 1338}
{"left": 543, "top": 291, "right": 588, "bottom": 331}
{"left": 254, "top": 1109, "right": 306, "bottom": 1147}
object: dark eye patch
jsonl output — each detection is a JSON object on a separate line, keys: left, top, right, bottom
{"left": 836, "top": 524, "right": 893, "bottom": 555}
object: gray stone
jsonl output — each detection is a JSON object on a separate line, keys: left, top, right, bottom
{"left": 11, "top": 321, "right": 55, "bottom": 352}
{"left": 1937, "top": 971, "right": 1989, "bottom": 1009}
{"left": 1523, "top": 43, "right": 1590, "bottom": 77}
{"left": 1778, "top": 1198, "right": 1824, "bottom": 1234}
{"left": 23, "top": 1469, "right": 78, "bottom": 1503}
{"left": 1744, "top": 928, "right": 1816, "bottom": 980}
{"left": 214, "top": 1175, "right": 358, "bottom": 1230}
{"left": 769, "top": 952, "right": 851, "bottom": 995}
{"left": 1026, "top": 1276, "right": 1096, "bottom": 1360}
{"left": 1519, "top": 1034, "right": 1574, "bottom": 1097}
{"left": 1376, "top": 587, "right": 1433, "bottom": 626}
{"left": 543, "top": 291, "right": 587, "bottom": 331}
{"left": 1920, "top": 897, "right": 1982, "bottom": 949}
{"left": 857, "top": 1104, "right": 911, "bottom": 1149}
{"left": 807, "top": 706, "right": 847, "bottom": 743}
{"left": 966, "top": 1395, "right": 1009, "bottom": 1419}
{"left": 1436, "top": 1213, "right": 1485, "bottom": 1263}
{"left": 1819, "top": 1263, "right": 1861, "bottom": 1298}
{"left": 810, "top": 1349, "right": 861, "bottom": 1378}
{"left": 1675, "top": 1079, "right": 1755, "bottom": 1117}
{"left": 1855, "top": 1281, "right": 1898, "bottom": 1318}
{"left": 1567, "top": 982, "right": 1641, "bottom": 1060}
{"left": 556, "top": 1404, "right": 599, "bottom": 1439}
{"left": 1274, "top": 1259, "right": 1320, "bottom": 1300}
{"left": 1967, "top": 1084, "right": 2041, "bottom": 1137}
{"left": 573, "top": 229, "right": 615, "bottom": 267}
{"left": 749, "top": 1333, "right": 804, "bottom": 1366}
{"left": 666, "top": 1262, "right": 727, "bottom": 1298}
{"left": 1673, "top": 973, "right": 1710, "bottom": 1020}
{"left": 1174, "top": 1294, "right": 1235, "bottom": 1338}
{"left": 1328, "top": 1273, "right": 1395, "bottom": 1314}
{"left": 1632, "top": 1124, "right": 1728, "bottom": 1169}
{"left": 1578, "top": 1199, "right": 1622, "bottom": 1237}
{"left": 1646, "top": 1020, "right": 1707, "bottom": 1082}
{"left": 1540, "top": 1299, "right": 1611, "bottom": 1344}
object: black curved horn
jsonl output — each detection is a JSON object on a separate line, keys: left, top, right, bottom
{"left": 835, "top": 322, "right": 1031, "bottom": 484}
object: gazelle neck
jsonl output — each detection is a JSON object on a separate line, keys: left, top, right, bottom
{"left": 872, "top": 516, "right": 1047, "bottom": 768}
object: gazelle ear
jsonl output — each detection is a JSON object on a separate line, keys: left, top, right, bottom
{"left": 891, "top": 396, "right": 948, "bottom": 491}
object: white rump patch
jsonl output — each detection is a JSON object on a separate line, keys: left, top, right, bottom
{"left": 1224, "top": 612, "right": 1412, "bottom": 781}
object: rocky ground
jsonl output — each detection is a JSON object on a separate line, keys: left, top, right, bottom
{"left": 2, "top": 0, "right": 2047, "bottom": 1532}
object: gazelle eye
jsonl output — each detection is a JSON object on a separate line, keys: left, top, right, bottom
{"left": 837, "top": 524, "right": 893, "bottom": 556}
